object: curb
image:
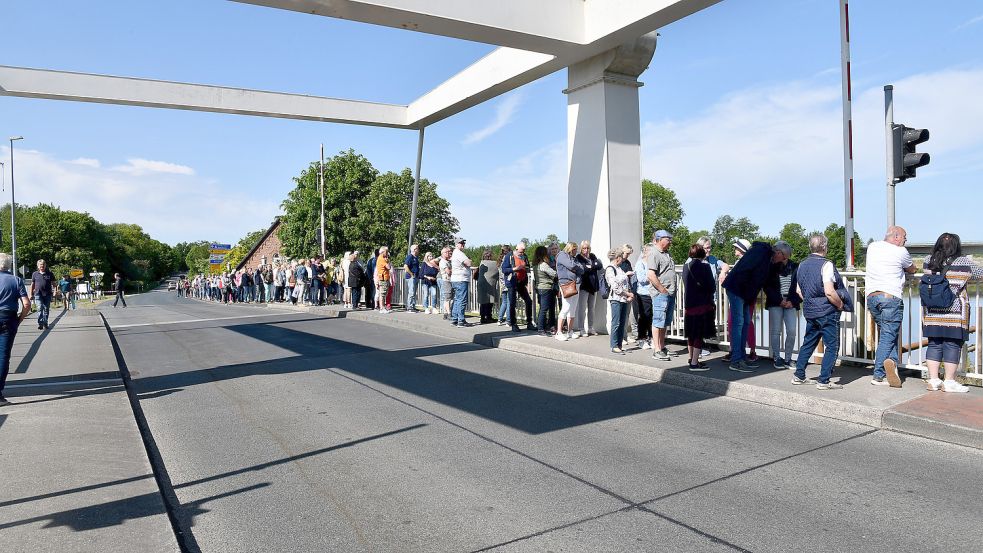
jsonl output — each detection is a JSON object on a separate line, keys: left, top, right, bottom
{"left": 881, "top": 410, "right": 983, "bottom": 450}
{"left": 310, "top": 306, "right": 886, "bottom": 428}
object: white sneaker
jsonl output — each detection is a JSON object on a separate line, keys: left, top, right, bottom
{"left": 926, "top": 378, "right": 943, "bottom": 391}
{"left": 554, "top": 332, "right": 569, "bottom": 342}
{"left": 942, "top": 380, "right": 969, "bottom": 393}
{"left": 643, "top": 340, "right": 653, "bottom": 350}
{"left": 700, "top": 348, "right": 711, "bottom": 358}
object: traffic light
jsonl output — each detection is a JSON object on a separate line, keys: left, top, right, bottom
{"left": 892, "top": 124, "right": 930, "bottom": 182}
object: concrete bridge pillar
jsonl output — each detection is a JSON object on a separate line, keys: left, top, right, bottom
{"left": 564, "top": 32, "right": 657, "bottom": 333}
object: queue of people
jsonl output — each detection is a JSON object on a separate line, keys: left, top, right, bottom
{"left": 178, "top": 226, "right": 982, "bottom": 394}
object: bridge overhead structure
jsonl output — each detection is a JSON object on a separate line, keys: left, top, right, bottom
{"left": 1, "top": 1, "right": 721, "bottom": 320}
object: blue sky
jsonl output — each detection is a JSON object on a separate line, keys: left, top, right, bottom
{"left": 2, "top": 0, "right": 982, "bottom": 249}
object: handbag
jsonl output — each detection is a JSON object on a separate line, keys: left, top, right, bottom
{"left": 560, "top": 280, "right": 578, "bottom": 299}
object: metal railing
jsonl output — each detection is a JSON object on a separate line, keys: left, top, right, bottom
{"left": 387, "top": 266, "right": 980, "bottom": 381}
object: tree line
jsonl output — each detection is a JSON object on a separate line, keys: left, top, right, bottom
{"left": 0, "top": 203, "right": 176, "bottom": 289}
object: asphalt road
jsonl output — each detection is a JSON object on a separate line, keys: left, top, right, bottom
{"left": 103, "top": 290, "right": 983, "bottom": 553}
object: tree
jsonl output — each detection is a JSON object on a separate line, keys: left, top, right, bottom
{"left": 185, "top": 241, "right": 211, "bottom": 276}
{"left": 711, "top": 215, "right": 760, "bottom": 264}
{"left": 820, "top": 223, "right": 864, "bottom": 270}
{"left": 778, "top": 223, "right": 810, "bottom": 262}
{"left": 350, "top": 169, "right": 458, "bottom": 261}
{"left": 668, "top": 225, "right": 693, "bottom": 263}
{"left": 641, "top": 179, "right": 685, "bottom": 242}
{"left": 280, "top": 149, "right": 378, "bottom": 259}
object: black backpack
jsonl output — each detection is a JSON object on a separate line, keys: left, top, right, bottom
{"left": 920, "top": 263, "right": 955, "bottom": 309}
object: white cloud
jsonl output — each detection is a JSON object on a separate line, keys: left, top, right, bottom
{"left": 640, "top": 67, "right": 983, "bottom": 238}
{"left": 955, "top": 14, "right": 983, "bottom": 31}
{"left": 111, "top": 158, "right": 196, "bottom": 176}
{"left": 0, "top": 148, "right": 279, "bottom": 245}
{"left": 443, "top": 141, "right": 567, "bottom": 244}
{"left": 462, "top": 93, "right": 524, "bottom": 145}
{"left": 69, "top": 157, "right": 101, "bottom": 168}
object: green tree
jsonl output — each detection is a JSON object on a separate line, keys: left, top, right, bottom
{"left": 820, "top": 223, "right": 865, "bottom": 270}
{"left": 351, "top": 169, "right": 458, "bottom": 261}
{"left": 778, "top": 223, "right": 810, "bottom": 262}
{"left": 280, "top": 149, "right": 378, "bottom": 259}
{"left": 641, "top": 179, "right": 685, "bottom": 242}
{"left": 668, "top": 225, "right": 693, "bottom": 263}
{"left": 711, "top": 215, "right": 760, "bottom": 264}
{"left": 185, "top": 241, "right": 211, "bottom": 276}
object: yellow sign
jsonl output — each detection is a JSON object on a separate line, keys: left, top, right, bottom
{"left": 69, "top": 268, "right": 84, "bottom": 279}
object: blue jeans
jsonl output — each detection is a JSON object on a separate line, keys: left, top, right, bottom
{"left": 498, "top": 290, "right": 511, "bottom": 322}
{"left": 0, "top": 317, "right": 21, "bottom": 394}
{"left": 423, "top": 283, "right": 438, "bottom": 310}
{"left": 537, "top": 290, "right": 556, "bottom": 331}
{"left": 610, "top": 300, "right": 629, "bottom": 349}
{"left": 867, "top": 295, "right": 903, "bottom": 379}
{"left": 451, "top": 281, "right": 468, "bottom": 322}
{"left": 406, "top": 277, "right": 418, "bottom": 310}
{"left": 795, "top": 311, "right": 841, "bottom": 384}
{"left": 726, "top": 290, "right": 749, "bottom": 363}
{"left": 266, "top": 283, "right": 274, "bottom": 302}
{"left": 35, "top": 295, "right": 51, "bottom": 326}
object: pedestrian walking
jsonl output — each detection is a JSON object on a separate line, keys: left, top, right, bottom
{"left": 29, "top": 259, "right": 55, "bottom": 329}
{"left": 0, "top": 253, "right": 31, "bottom": 407}
{"left": 921, "top": 232, "right": 983, "bottom": 393}
{"left": 792, "top": 234, "right": 851, "bottom": 389}
{"left": 112, "top": 272, "right": 127, "bottom": 308}
{"left": 865, "top": 226, "right": 917, "bottom": 387}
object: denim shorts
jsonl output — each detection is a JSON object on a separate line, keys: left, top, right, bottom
{"left": 651, "top": 292, "right": 676, "bottom": 329}
{"left": 926, "top": 337, "right": 963, "bottom": 364}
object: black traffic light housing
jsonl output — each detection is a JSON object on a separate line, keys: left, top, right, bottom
{"left": 892, "top": 124, "right": 930, "bottom": 182}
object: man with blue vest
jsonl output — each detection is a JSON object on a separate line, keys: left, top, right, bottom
{"left": 792, "top": 234, "right": 853, "bottom": 390}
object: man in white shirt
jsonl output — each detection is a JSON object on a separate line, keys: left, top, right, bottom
{"left": 865, "top": 225, "right": 917, "bottom": 388}
{"left": 450, "top": 237, "right": 473, "bottom": 327}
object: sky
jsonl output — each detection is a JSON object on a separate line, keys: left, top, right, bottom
{"left": 2, "top": 0, "right": 982, "bottom": 249}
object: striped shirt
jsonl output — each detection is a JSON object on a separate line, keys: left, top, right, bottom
{"left": 922, "top": 256, "right": 983, "bottom": 340}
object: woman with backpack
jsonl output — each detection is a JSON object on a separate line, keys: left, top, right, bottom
{"left": 921, "top": 233, "right": 983, "bottom": 393}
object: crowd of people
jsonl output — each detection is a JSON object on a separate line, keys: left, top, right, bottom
{"left": 178, "top": 227, "right": 982, "bottom": 394}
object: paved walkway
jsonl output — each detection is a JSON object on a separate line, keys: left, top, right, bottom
{"left": 0, "top": 308, "right": 178, "bottom": 552}
{"left": 248, "top": 300, "right": 982, "bottom": 450}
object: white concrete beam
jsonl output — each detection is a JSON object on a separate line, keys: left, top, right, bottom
{"left": 0, "top": 65, "right": 409, "bottom": 128}
{"left": 232, "top": 0, "right": 585, "bottom": 54}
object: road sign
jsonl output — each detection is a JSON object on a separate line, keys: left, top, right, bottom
{"left": 69, "top": 268, "right": 84, "bottom": 278}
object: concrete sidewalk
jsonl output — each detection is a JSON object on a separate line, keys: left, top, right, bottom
{"left": 0, "top": 309, "right": 178, "bottom": 552}
{"left": 240, "top": 299, "right": 982, "bottom": 450}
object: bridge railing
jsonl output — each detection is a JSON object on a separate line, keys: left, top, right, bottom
{"left": 387, "top": 266, "right": 981, "bottom": 382}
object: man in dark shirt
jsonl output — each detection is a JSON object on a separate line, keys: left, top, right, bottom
{"left": 0, "top": 253, "right": 31, "bottom": 406}
{"left": 403, "top": 244, "right": 421, "bottom": 312}
{"left": 113, "top": 273, "right": 127, "bottom": 308}
{"left": 29, "top": 259, "right": 55, "bottom": 330}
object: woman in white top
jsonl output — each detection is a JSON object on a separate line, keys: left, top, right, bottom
{"left": 340, "top": 251, "right": 351, "bottom": 308}
{"left": 605, "top": 249, "right": 634, "bottom": 354}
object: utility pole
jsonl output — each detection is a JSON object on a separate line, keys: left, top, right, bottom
{"left": 319, "top": 143, "right": 325, "bottom": 257}
{"left": 839, "top": 0, "right": 855, "bottom": 270}
{"left": 884, "top": 85, "right": 895, "bottom": 227}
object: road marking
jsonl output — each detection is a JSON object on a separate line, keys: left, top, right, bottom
{"left": 110, "top": 311, "right": 309, "bottom": 329}
{"left": 5, "top": 378, "right": 121, "bottom": 389}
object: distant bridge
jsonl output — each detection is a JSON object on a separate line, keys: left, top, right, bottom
{"left": 906, "top": 242, "right": 983, "bottom": 258}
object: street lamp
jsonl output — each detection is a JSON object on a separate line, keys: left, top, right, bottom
{"left": 8, "top": 136, "right": 23, "bottom": 276}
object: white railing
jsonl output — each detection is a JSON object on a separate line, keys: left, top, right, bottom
{"left": 388, "top": 266, "right": 980, "bottom": 381}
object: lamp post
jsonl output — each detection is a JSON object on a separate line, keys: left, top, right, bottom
{"left": 8, "top": 136, "right": 23, "bottom": 275}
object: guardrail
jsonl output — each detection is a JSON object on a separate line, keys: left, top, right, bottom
{"left": 386, "top": 266, "right": 980, "bottom": 381}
